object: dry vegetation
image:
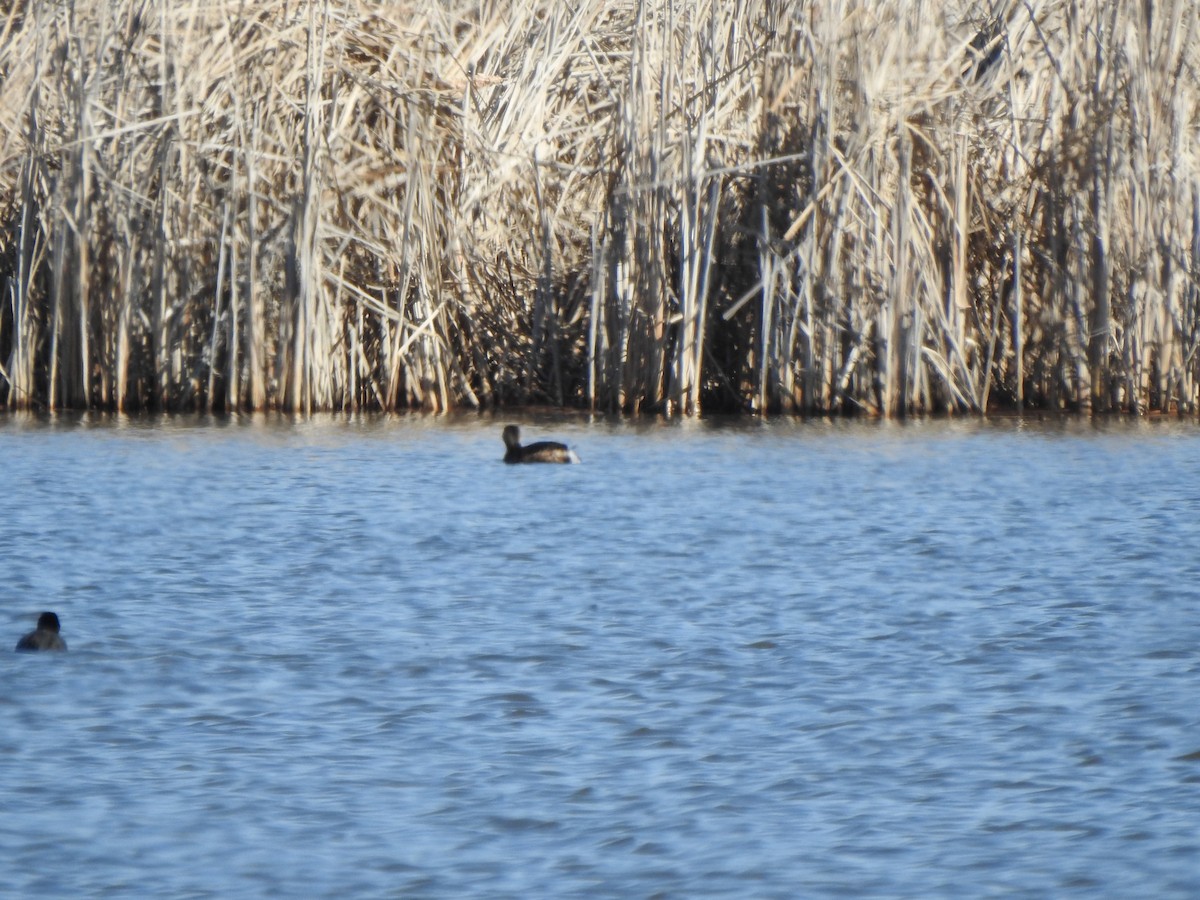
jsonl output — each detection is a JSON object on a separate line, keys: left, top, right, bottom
{"left": 0, "top": 0, "right": 1198, "bottom": 415}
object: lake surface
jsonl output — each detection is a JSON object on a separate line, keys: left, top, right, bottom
{"left": 2, "top": 413, "right": 1199, "bottom": 898}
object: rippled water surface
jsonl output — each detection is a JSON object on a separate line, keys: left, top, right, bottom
{"left": 3, "top": 413, "right": 1199, "bottom": 897}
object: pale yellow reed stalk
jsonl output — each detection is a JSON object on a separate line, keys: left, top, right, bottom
{"left": 0, "top": 0, "right": 1197, "bottom": 415}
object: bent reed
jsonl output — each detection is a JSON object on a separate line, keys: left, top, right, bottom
{"left": 1, "top": 0, "right": 1198, "bottom": 416}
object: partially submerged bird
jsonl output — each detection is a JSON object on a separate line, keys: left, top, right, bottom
{"left": 15, "top": 612, "right": 67, "bottom": 652}
{"left": 502, "top": 424, "right": 579, "bottom": 464}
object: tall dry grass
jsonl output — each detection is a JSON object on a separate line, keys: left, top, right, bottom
{"left": 0, "top": 0, "right": 1197, "bottom": 415}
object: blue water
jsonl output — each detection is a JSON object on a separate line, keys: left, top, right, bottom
{"left": 2, "top": 414, "right": 1199, "bottom": 897}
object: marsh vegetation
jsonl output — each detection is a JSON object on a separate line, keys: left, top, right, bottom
{"left": 1, "top": 0, "right": 1198, "bottom": 415}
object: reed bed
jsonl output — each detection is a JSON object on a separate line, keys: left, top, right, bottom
{"left": 1, "top": 0, "right": 1198, "bottom": 415}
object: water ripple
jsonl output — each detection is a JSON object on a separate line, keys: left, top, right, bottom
{"left": 1, "top": 416, "right": 1199, "bottom": 896}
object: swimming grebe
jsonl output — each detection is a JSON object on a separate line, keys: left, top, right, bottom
{"left": 502, "top": 424, "right": 579, "bottom": 464}
{"left": 15, "top": 612, "right": 67, "bottom": 652}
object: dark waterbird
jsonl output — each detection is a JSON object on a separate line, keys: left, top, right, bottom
{"left": 15, "top": 611, "right": 67, "bottom": 652}
{"left": 502, "top": 424, "right": 579, "bottom": 464}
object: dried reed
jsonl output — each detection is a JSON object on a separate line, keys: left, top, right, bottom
{"left": 1, "top": 0, "right": 1197, "bottom": 415}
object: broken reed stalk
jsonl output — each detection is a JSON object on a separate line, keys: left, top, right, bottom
{"left": 0, "top": 0, "right": 1198, "bottom": 416}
